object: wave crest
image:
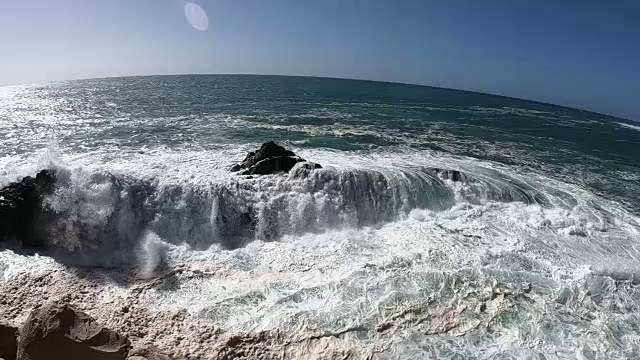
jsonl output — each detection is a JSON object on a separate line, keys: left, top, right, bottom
{"left": 36, "top": 161, "right": 555, "bottom": 260}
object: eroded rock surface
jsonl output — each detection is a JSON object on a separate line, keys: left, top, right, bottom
{"left": 127, "top": 345, "right": 179, "bottom": 360}
{"left": 17, "top": 302, "right": 130, "bottom": 360}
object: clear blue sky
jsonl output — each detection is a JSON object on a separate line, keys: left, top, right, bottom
{"left": 1, "top": 1, "right": 639, "bottom": 120}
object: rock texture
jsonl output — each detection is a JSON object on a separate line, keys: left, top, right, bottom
{"left": 0, "top": 170, "right": 56, "bottom": 247}
{"left": 17, "top": 302, "right": 130, "bottom": 360}
{"left": 0, "top": 269, "right": 363, "bottom": 360}
{"left": 230, "top": 141, "right": 321, "bottom": 175}
{"left": 0, "top": 324, "right": 18, "bottom": 360}
{"left": 127, "top": 345, "right": 178, "bottom": 360}
{"left": 0, "top": 270, "right": 220, "bottom": 360}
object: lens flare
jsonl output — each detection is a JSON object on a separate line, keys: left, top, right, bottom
{"left": 184, "top": 2, "right": 208, "bottom": 31}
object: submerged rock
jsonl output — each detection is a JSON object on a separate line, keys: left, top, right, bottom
{"left": 432, "top": 169, "right": 468, "bottom": 183}
{"left": 0, "top": 323, "right": 18, "bottom": 360}
{"left": 17, "top": 302, "right": 130, "bottom": 360}
{"left": 290, "top": 161, "right": 324, "bottom": 178}
{"left": 0, "top": 170, "right": 56, "bottom": 247}
{"left": 230, "top": 141, "right": 322, "bottom": 175}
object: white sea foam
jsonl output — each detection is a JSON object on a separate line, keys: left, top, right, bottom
{"left": 619, "top": 122, "right": 640, "bottom": 131}
{"left": 2, "top": 144, "right": 640, "bottom": 358}
{"left": 139, "top": 232, "right": 168, "bottom": 278}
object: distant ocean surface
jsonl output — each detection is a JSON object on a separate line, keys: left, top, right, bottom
{"left": 2, "top": 75, "right": 640, "bottom": 359}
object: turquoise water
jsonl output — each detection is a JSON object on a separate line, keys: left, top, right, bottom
{"left": 2, "top": 75, "right": 640, "bottom": 359}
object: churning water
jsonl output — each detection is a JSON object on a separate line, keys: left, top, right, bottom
{"left": 2, "top": 75, "right": 640, "bottom": 359}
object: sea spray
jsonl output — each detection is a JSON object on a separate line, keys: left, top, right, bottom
{"left": 138, "top": 231, "right": 168, "bottom": 278}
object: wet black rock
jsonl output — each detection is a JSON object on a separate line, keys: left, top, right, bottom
{"left": 230, "top": 141, "right": 322, "bottom": 176}
{"left": 0, "top": 170, "right": 56, "bottom": 247}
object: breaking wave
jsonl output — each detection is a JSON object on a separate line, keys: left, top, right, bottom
{"left": 33, "top": 149, "right": 559, "bottom": 261}
{"left": 3, "top": 144, "right": 630, "bottom": 279}
{"left": 619, "top": 122, "right": 640, "bottom": 132}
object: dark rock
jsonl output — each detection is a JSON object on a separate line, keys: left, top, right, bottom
{"left": 0, "top": 324, "right": 18, "bottom": 360}
{"left": 432, "top": 169, "right": 468, "bottom": 183}
{"left": 241, "top": 156, "right": 302, "bottom": 176}
{"left": 17, "top": 302, "right": 130, "bottom": 360}
{"left": 127, "top": 345, "right": 177, "bottom": 360}
{"left": 298, "top": 162, "right": 322, "bottom": 170}
{"left": 244, "top": 142, "right": 295, "bottom": 168}
{"left": 230, "top": 141, "right": 322, "bottom": 176}
{"left": 0, "top": 170, "right": 56, "bottom": 247}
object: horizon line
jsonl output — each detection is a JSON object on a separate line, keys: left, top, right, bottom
{"left": 1, "top": 72, "right": 635, "bottom": 123}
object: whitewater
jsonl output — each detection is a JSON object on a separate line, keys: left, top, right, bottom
{"left": 1, "top": 75, "right": 640, "bottom": 359}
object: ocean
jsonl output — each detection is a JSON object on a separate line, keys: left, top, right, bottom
{"left": 1, "top": 75, "right": 640, "bottom": 359}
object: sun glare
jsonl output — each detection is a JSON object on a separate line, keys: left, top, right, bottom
{"left": 184, "top": 2, "right": 208, "bottom": 31}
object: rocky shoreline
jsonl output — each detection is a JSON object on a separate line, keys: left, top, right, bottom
{"left": 0, "top": 142, "right": 354, "bottom": 359}
{"left": 0, "top": 268, "right": 358, "bottom": 360}
{"left": 0, "top": 142, "right": 477, "bottom": 359}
